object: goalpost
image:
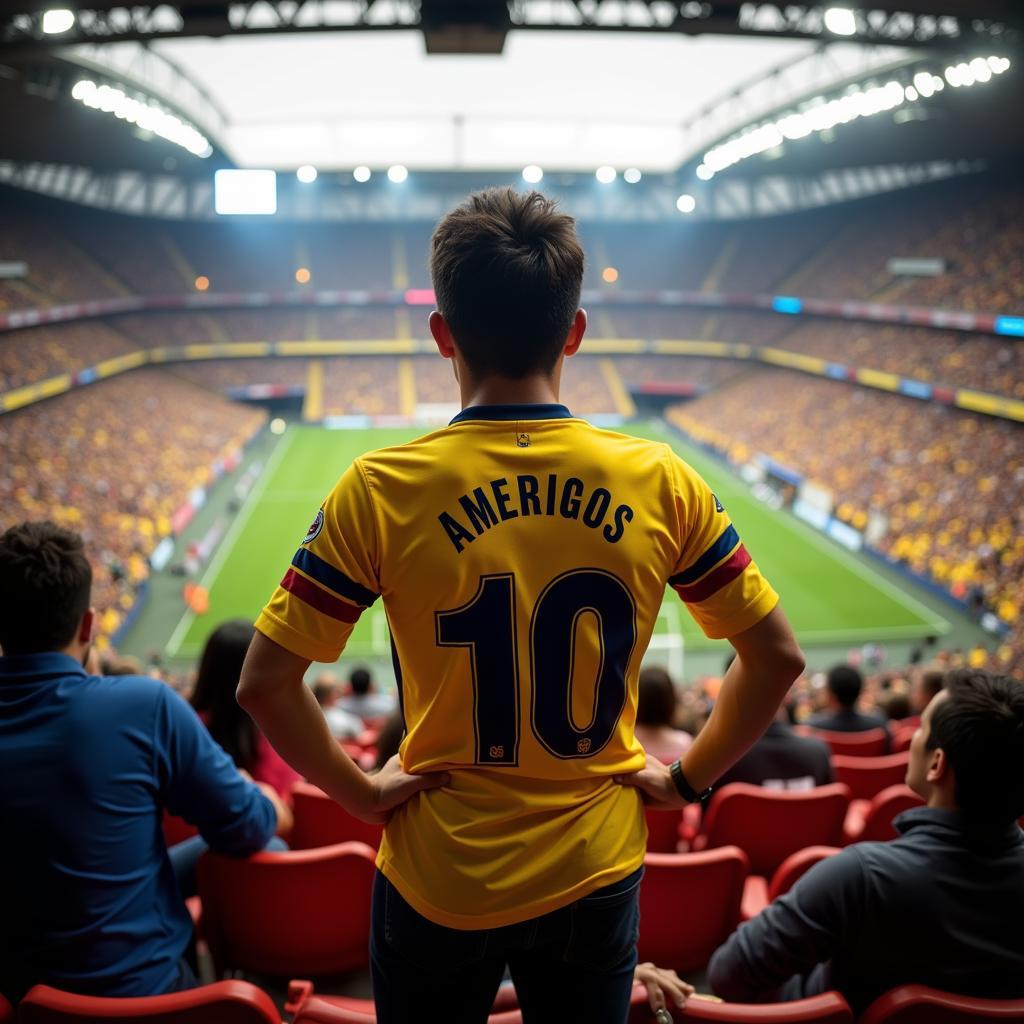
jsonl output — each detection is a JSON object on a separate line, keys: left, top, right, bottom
{"left": 646, "top": 601, "right": 686, "bottom": 681}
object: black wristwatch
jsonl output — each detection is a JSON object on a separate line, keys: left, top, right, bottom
{"left": 669, "top": 760, "right": 714, "bottom": 804}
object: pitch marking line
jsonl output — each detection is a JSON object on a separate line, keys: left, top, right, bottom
{"left": 165, "top": 430, "right": 297, "bottom": 657}
{"left": 651, "top": 422, "right": 949, "bottom": 635}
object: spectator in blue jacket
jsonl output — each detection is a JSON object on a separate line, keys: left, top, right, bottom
{"left": 0, "top": 521, "right": 286, "bottom": 1002}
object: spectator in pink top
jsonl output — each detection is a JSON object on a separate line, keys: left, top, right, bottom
{"left": 633, "top": 666, "right": 693, "bottom": 764}
{"left": 190, "top": 620, "right": 301, "bottom": 799}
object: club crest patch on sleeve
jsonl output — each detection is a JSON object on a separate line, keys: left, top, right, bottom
{"left": 303, "top": 508, "right": 325, "bottom": 545}
{"left": 712, "top": 493, "right": 725, "bottom": 513}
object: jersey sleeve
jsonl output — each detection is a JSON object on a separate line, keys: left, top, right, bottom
{"left": 667, "top": 450, "right": 778, "bottom": 640}
{"left": 255, "top": 459, "right": 381, "bottom": 663}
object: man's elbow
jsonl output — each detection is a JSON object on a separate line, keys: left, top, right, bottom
{"left": 235, "top": 672, "right": 263, "bottom": 715}
{"left": 777, "top": 642, "right": 806, "bottom": 683}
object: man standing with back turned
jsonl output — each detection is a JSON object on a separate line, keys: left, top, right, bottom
{"left": 238, "top": 188, "right": 805, "bottom": 1023}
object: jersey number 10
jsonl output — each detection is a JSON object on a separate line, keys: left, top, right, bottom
{"left": 435, "top": 570, "right": 637, "bottom": 765}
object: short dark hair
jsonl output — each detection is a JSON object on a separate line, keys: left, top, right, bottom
{"left": 0, "top": 521, "right": 92, "bottom": 655}
{"left": 430, "top": 187, "right": 585, "bottom": 378}
{"left": 828, "top": 664, "right": 862, "bottom": 708}
{"left": 350, "top": 666, "right": 372, "bottom": 696}
{"left": 927, "top": 669, "right": 1024, "bottom": 825}
{"left": 637, "top": 666, "right": 677, "bottom": 727}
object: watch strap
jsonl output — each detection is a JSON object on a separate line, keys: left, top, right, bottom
{"left": 669, "top": 760, "right": 712, "bottom": 803}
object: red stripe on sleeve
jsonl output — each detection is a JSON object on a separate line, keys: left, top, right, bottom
{"left": 281, "top": 568, "right": 361, "bottom": 623}
{"left": 673, "top": 545, "right": 752, "bottom": 604}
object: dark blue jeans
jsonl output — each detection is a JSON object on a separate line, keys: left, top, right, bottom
{"left": 370, "top": 866, "right": 642, "bottom": 1024}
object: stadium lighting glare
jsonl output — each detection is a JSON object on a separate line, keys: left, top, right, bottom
{"left": 623, "top": 168, "right": 642, "bottom": 184}
{"left": 988, "top": 56, "right": 1010, "bottom": 74}
{"left": 353, "top": 166, "right": 372, "bottom": 183}
{"left": 913, "top": 71, "right": 935, "bottom": 98}
{"left": 522, "top": 165, "right": 543, "bottom": 184}
{"left": 602, "top": 266, "right": 619, "bottom": 283}
{"left": 676, "top": 194, "right": 696, "bottom": 214}
{"left": 42, "top": 8, "right": 75, "bottom": 33}
{"left": 270, "top": 418, "right": 287, "bottom": 435}
{"left": 595, "top": 166, "right": 616, "bottom": 184}
{"left": 387, "top": 165, "right": 408, "bottom": 183}
{"left": 296, "top": 165, "right": 318, "bottom": 183}
{"left": 969, "top": 57, "right": 991, "bottom": 83}
{"left": 214, "top": 169, "right": 277, "bottom": 216}
{"left": 905, "top": 86, "right": 918, "bottom": 101}
{"left": 295, "top": 267, "right": 311, "bottom": 284}
{"left": 194, "top": 275, "right": 209, "bottom": 292}
{"left": 696, "top": 163, "right": 714, "bottom": 181}
{"left": 71, "top": 79, "right": 212, "bottom": 158}
{"left": 823, "top": 7, "right": 857, "bottom": 36}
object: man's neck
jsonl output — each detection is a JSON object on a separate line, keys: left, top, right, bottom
{"left": 462, "top": 375, "right": 561, "bottom": 409}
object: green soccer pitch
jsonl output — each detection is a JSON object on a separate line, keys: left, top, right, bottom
{"left": 166, "top": 420, "right": 948, "bottom": 662}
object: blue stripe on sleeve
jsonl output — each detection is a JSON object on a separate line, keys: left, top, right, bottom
{"left": 292, "top": 547, "right": 379, "bottom": 607}
{"left": 669, "top": 524, "right": 740, "bottom": 587}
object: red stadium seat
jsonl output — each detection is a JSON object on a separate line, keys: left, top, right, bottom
{"left": 627, "top": 985, "right": 853, "bottom": 1022}
{"left": 162, "top": 811, "right": 199, "bottom": 847}
{"left": 831, "top": 752, "right": 909, "bottom": 801}
{"left": 289, "top": 782, "right": 384, "bottom": 850}
{"left": 286, "top": 981, "right": 522, "bottom": 1023}
{"left": 798, "top": 728, "right": 889, "bottom": 757}
{"left": 637, "top": 847, "right": 748, "bottom": 972}
{"left": 693, "top": 783, "right": 851, "bottom": 878}
{"left": 843, "top": 784, "right": 924, "bottom": 845}
{"left": 741, "top": 846, "right": 841, "bottom": 921}
{"left": 197, "top": 841, "right": 376, "bottom": 976}
{"left": 0, "top": 994, "right": 12, "bottom": 1024}
{"left": 858, "top": 984, "right": 1024, "bottom": 1023}
{"left": 891, "top": 725, "right": 917, "bottom": 754}
{"left": 768, "top": 845, "right": 840, "bottom": 901}
{"left": 645, "top": 807, "right": 684, "bottom": 853}
{"left": 16, "top": 981, "right": 279, "bottom": 1024}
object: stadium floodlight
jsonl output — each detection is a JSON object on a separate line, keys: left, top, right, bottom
{"left": 214, "top": 169, "right": 277, "bottom": 216}
{"left": 913, "top": 71, "right": 935, "bottom": 98}
{"left": 988, "top": 56, "right": 1010, "bottom": 74}
{"left": 522, "top": 165, "right": 543, "bottom": 184}
{"left": 623, "top": 168, "right": 642, "bottom": 184}
{"left": 71, "top": 79, "right": 212, "bottom": 158}
{"left": 904, "top": 86, "right": 918, "bottom": 101}
{"left": 353, "top": 166, "right": 371, "bottom": 183}
{"left": 823, "top": 7, "right": 857, "bottom": 36}
{"left": 675, "top": 194, "right": 696, "bottom": 214}
{"left": 595, "top": 166, "right": 616, "bottom": 184}
{"left": 969, "top": 57, "right": 991, "bottom": 83}
{"left": 387, "top": 165, "right": 408, "bottom": 183}
{"left": 42, "top": 8, "right": 75, "bottom": 33}
{"left": 296, "top": 165, "right": 318, "bottom": 184}
{"left": 695, "top": 163, "right": 713, "bottom": 181}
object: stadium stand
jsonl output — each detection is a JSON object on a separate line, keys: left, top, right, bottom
{"left": 0, "top": 373, "right": 265, "bottom": 646}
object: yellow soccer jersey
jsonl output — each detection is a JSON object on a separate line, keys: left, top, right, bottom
{"left": 256, "top": 404, "right": 778, "bottom": 929}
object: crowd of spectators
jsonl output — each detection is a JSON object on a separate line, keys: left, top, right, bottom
{"left": 668, "top": 370, "right": 1024, "bottom": 676}
{"left": 0, "top": 371, "right": 265, "bottom": 646}
{"left": 0, "top": 321, "right": 135, "bottom": 391}
{"left": 322, "top": 356, "right": 402, "bottom": 416}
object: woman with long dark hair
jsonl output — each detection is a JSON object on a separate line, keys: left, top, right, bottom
{"left": 191, "top": 619, "right": 301, "bottom": 797}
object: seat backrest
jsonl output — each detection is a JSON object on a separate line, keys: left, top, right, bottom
{"left": 804, "top": 728, "right": 888, "bottom": 757}
{"left": 289, "top": 782, "right": 384, "bottom": 850}
{"left": 637, "top": 847, "right": 749, "bottom": 972}
{"left": 17, "top": 981, "right": 279, "bottom": 1024}
{"left": 831, "top": 752, "right": 909, "bottom": 801}
{"left": 644, "top": 807, "right": 683, "bottom": 853}
{"left": 701, "top": 783, "right": 851, "bottom": 878}
{"left": 627, "top": 985, "right": 853, "bottom": 1022}
{"left": 197, "top": 841, "right": 377, "bottom": 975}
{"left": 858, "top": 984, "right": 1024, "bottom": 1023}
{"left": 767, "top": 845, "right": 841, "bottom": 902}
{"left": 162, "top": 811, "right": 199, "bottom": 848}
{"left": 854, "top": 785, "right": 925, "bottom": 843}
{"left": 290, "top": 997, "right": 522, "bottom": 1023}
{"left": 0, "top": 993, "right": 12, "bottom": 1024}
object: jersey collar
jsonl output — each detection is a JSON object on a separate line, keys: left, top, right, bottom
{"left": 449, "top": 403, "right": 574, "bottom": 425}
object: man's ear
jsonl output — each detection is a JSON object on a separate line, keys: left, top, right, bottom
{"left": 78, "top": 608, "right": 95, "bottom": 645}
{"left": 926, "top": 745, "right": 948, "bottom": 785}
{"left": 563, "top": 308, "right": 587, "bottom": 358}
{"left": 430, "top": 311, "right": 455, "bottom": 359}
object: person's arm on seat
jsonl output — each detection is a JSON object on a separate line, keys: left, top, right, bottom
{"left": 237, "top": 631, "right": 447, "bottom": 823}
{"left": 707, "top": 847, "right": 867, "bottom": 1002}
{"left": 156, "top": 686, "right": 278, "bottom": 854}
{"left": 617, "top": 605, "right": 804, "bottom": 806}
